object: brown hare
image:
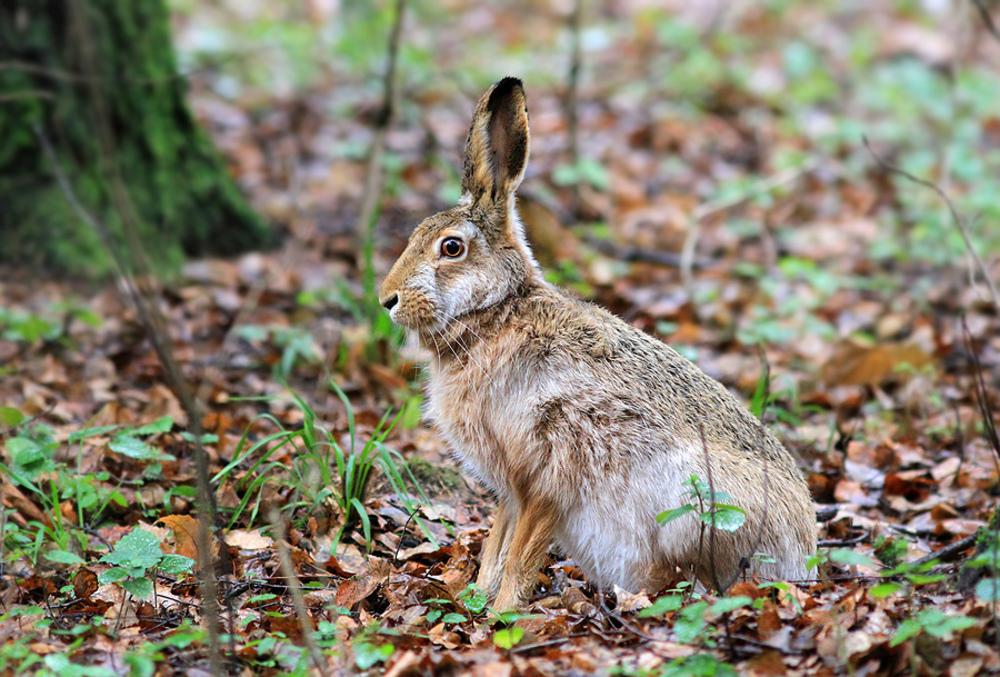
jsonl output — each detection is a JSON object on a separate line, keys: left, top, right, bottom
{"left": 379, "top": 77, "right": 816, "bottom": 610}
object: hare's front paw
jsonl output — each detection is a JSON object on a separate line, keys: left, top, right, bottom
{"left": 475, "top": 558, "right": 503, "bottom": 595}
{"left": 476, "top": 502, "right": 513, "bottom": 595}
{"left": 492, "top": 581, "right": 527, "bottom": 612}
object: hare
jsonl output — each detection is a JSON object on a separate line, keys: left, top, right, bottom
{"left": 379, "top": 77, "right": 816, "bottom": 610}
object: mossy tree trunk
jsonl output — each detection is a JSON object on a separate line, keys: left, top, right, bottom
{"left": 0, "top": 0, "right": 271, "bottom": 275}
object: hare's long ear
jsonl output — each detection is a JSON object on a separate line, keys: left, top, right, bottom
{"left": 461, "top": 77, "right": 530, "bottom": 209}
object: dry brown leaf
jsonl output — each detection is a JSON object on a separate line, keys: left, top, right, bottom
{"left": 225, "top": 528, "right": 274, "bottom": 551}
{"left": 821, "top": 341, "right": 932, "bottom": 387}
{"left": 157, "top": 515, "right": 200, "bottom": 560}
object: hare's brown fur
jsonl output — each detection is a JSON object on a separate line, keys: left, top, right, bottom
{"left": 380, "top": 77, "right": 816, "bottom": 609}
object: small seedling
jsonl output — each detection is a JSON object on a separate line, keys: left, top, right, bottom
{"left": 99, "top": 527, "right": 193, "bottom": 599}
{"left": 657, "top": 474, "right": 747, "bottom": 533}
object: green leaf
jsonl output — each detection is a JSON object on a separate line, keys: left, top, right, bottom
{"left": 353, "top": 641, "right": 394, "bottom": 670}
{"left": 102, "top": 528, "right": 163, "bottom": 570}
{"left": 122, "top": 577, "right": 154, "bottom": 600}
{"left": 426, "top": 609, "right": 442, "bottom": 623}
{"left": 109, "top": 434, "right": 171, "bottom": 461}
{"left": 674, "top": 601, "right": 709, "bottom": 644}
{"left": 248, "top": 593, "right": 278, "bottom": 603}
{"left": 709, "top": 595, "right": 752, "bottom": 615}
{"left": 638, "top": 594, "right": 684, "bottom": 617}
{"left": 701, "top": 504, "right": 746, "bottom": 532}
{"left": 158, "top": 554, "right": 195, "bottom": 575}
{"left": 890, "top": 618, "right": 922, "bottom": 647}
{"left": 656, "top": 503, "right": 696, "bottom": 525}
{"left": 493, "top": 626, "right": 524, "bottom": 650}
{"left": 132, "top": 416, "right": 173, "bottom": 436}
{"left": 0, "top": 406, "right": 24, "bottom": 427}
{"left": 459, "top": 583, "right": 489, "bottom": 614}
{"left": 68, "top": 425, "right": 120, "bottom": 443}
{"left": 45, "top": 549, "right": 85, "bottom": 566}
{"left": 869, "top": 582, "right": 902, "bottom": 599}
{"left": 922, "top": 610, "right": 976, "bottom": 639}
{"left": 98, "top": 567, "right": 129, "bottom": 585}
{"left": 829, "top": 548, "right": 877, "bottom": 568}
{"left": 441, "top": 612, "right": 467, "bottom": 624}
{"left": 976, "top": 578, "right": 1000, "bottom": 602}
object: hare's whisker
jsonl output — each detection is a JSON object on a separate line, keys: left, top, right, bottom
{"left": 449, "top": 319, "right": 491, "bottom": 377}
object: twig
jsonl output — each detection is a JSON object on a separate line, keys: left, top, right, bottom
{"left": 699, "top": 423, "right": 724, "bottom": 594}
{"left": 744, "top": 348, "right": 773, "bottom": 579}
{"left": 37, "top": 119, "right": 225, "bottom": 665}
{"left": 510, "top": 633, "right": 588, "bottom": 654}
{"left": 565, "top": 0, "right": 584, "bottom": 214}
{"left": 911, "top": 533, "right": 978, "bottom": 567}
{"left": 353, "top": 0, "right": 407, "bottom": 261}
{"left": 269, "top": 509, "right": 328, "bottom": 676}
{"left": 973, "top": 0, "right": 1000, "bottom": 43}
{"left": 863, "top": 136, "right": 999, "bottom": 311}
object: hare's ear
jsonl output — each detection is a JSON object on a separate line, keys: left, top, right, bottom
{"left": 461, "top": 77, "right": 530, "bottom": 208}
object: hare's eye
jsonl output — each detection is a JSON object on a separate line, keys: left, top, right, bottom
{"left": 440, "top": 237, "right": 466, "bottom": 259}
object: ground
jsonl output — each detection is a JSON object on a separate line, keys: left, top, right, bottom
{"left": 1, "top": 1, "right": 1000, "bottom": 675}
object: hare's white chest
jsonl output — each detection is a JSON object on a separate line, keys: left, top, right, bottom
{"left": 424, "top": 356, "right": 538, "bottom": 500}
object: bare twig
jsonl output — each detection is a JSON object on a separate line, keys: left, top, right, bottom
{"left": 353, "top": 0, "right": 407, "bottom": 261}
{"left": 565, "top": 0, "right": 584, "bottom": 214}
{"left": 41, "top": 3, "right": 227, "bottom": 666}
{"left": 863, "top": 136, "right": 999, "bottom": 311}
{"left": 973, "top": 0, "right": 1000, "bottom": 43}
{"left": 744, "top": 348, "right": 772, "bottom": 579}
{"left": 269, "top": 509, "right": 328, "bottom": 676}
{"left": 911, "top": 533, "right": 978, "bottom": 567}
{"left": 699, "top": 423, "right": 724, "bottom": 595}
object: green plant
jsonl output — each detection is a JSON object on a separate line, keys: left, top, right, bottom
{"left": 98, "top": 527, "right": 193, "bottom": 600}
{"left": 213, "top": 384, "right": 432, "bottom": 551}
{"left": 0, "top": 415, "right": 169, "bottom": 564}
{"left": 422, "top": 597, "right": 467, "bottom": 625}
{"left": 890, "top": 608, "right": 976, "bottom": 647}
{"left": 122, "top": 625, "right": 205, "bottom": 677}
{"left": 657, "top": 474, "right": 747, "bottom": 533}
{"left": 234, "top": 324, "right": 321, "bottom": 379}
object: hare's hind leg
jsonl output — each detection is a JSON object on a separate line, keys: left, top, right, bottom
{"left": 476, "top": 500, "right": 514, "bottom": 594}
{"left": 493, "top": 499, "right": 557, "bottom": 610}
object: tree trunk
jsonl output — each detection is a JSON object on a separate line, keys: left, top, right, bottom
{"left": 0, "top": 0, "right": 272, "bottom": 275}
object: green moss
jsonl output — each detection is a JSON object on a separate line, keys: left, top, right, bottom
{"left": 407, "top": 458, "right": 465, "bottom": 495}
{"left": 0, "top": 0, "right": 272, "bottom": 275}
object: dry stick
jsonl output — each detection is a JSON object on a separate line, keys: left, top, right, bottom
{"left": 744, "top": 348, "right": 773, "bottom": 581}
{"left": 37, "top": 124, "right": 224, "bottom": 667}
{"left": 699, "top": 423, "right": 724, "bottom": 595}
{"left": 565, "top": 0, "right": 583, "bottom": 215}
{"left": 353, "top": 0, "right": 407, "bottom": 262}
{"left": 962, "top": 317, "right": 1000, "bottom": 649}
{"left": 680, "top": 160, "right": 818, "bottom": 299}
{"left": 269, "top": 509, "right": 328, "bottom": 676}
{"left": 863, "top": 136, "right": 999, "bottom": 311}
{"left": 63, "top": 3, "right": 230, "bottom": 668}
{"left": 973, "top": 0, "right": 1000, "bottom": 43}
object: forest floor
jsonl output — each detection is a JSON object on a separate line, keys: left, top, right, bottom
{"left": 2, "top": 1, "right": 1000, "bottom": 675}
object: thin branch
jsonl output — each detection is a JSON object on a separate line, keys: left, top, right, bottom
{"left": 270, "top": 509, "right": 328, "bottom": 676}
{"left": 863, "top": 136, "right": 999, "bottom": 311}
{"left": 353, "top": 0, "right": 407, "bottom": 258}
{"left": 565, "top": 0, "right": 584, "bottom": 214}
{"left": 700, "top": 423, "right": 724, "bottom": 595}
{"left": 973, "top": 0, "right": 1000, "bottom": 43}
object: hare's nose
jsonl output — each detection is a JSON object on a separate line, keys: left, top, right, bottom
{"left": 381, "top": 293, "right": 399, "bottom": 311}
